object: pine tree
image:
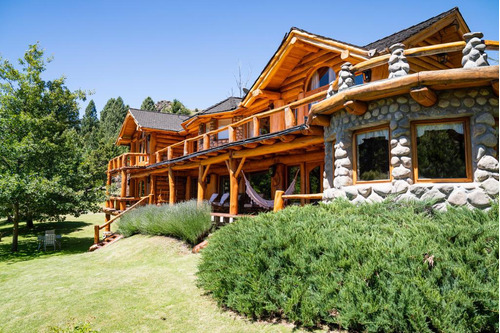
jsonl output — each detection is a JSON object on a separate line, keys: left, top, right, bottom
{"left": 81, "top": 99, "right": 99, "bottom": 136}
{"left": 141, "top": 96, "right": 155, "bottom": 111}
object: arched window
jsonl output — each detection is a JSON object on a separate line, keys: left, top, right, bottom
{"left": 307, "top": 67, "right": 336, "bottom": 91}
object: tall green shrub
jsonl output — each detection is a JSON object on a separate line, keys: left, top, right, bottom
{"left": 118, "top": 200, "right": 211, "bottom": 245}
{"left": 197, "top": 200, "right": 499, "bottom": 332}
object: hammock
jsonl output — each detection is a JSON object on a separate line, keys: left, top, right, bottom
{"left": 242, "top": 170, "right": 299, "bottom": 209}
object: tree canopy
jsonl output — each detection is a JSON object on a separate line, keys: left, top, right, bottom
{"left": 0, "top": 44, "right": 102, "bottom": 251}
{"left": 81, "top": 99, "right": 99, "bottom": 136}
{"left": 141, "top": 96, "right": 155, "bottom": 111}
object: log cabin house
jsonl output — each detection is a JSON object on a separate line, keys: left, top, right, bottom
{"left": 99, "top": 7, "right": 498, "bottom": 237}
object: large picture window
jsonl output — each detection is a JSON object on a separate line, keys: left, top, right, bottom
{"left": 412, "top": 119, "right": 471, "bottom": 181}
{"left": 354, "top": 127, "right": 390, "bottom": 182}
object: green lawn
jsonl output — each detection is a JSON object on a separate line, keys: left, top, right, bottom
{"left": 0, "top": 213, "right": 312, "bottom": 333}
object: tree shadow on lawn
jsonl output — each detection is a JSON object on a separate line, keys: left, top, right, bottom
{"left": 0, "top": 220, "right": 95, "bottom": 264}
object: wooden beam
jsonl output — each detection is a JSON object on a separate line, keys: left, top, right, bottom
{"left": 202, "top": 164, "right": 211, "bottom": 182}
{"left": 243, "top": 142, "right": 259, "bottom": 148}
{"left": 410, "top": 87, "right": 438, "bottom": 106}
{"left": 310, "top": 115, "right": 330, "bottom": 127}
{"left": 261, "top": 138, "right": 277, "bottom": 145}
{"left": 252, "top": 89, "right": 281, "bottom": 100}
{"left": 344, "top": 100, "right": 367, "bottom": 116}
{"left": 235, "top": 157, "right": 246, "bottom": 178}
{"left": 279, "top": 135, "right": 296, "bottom": 143}
{"left": 252, "top": 117, "right": 260, "bottom": 138}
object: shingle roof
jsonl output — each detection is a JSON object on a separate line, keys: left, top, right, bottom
{"left": 129, "top": 108, "right": 188, "bottom": 132}
{"left": 198, "top": 97, "right": 242, "bottom": 115}
{"left": 364, "top": 7, "right": 465, "bottom": 51}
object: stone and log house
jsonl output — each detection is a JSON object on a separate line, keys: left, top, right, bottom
{"left": 101, "top": 7, "right": 499, "bottom": 231}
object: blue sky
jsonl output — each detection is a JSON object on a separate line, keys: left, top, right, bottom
{"left": 0, "top": 0, "right": 498, "bottom": 116}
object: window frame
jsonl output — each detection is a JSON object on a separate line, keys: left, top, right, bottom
{"left": 411, "top": 118, "right": 472, "bottom": 183}
{"left": 217, "top": 118, "right": 232, "bottom": 140}
{"left": 352, "top": 125, "right": 392, "bottom": 184}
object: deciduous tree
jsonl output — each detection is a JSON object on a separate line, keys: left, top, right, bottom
{"left": 0, "top": 43, "right": 101, "bottom": 251}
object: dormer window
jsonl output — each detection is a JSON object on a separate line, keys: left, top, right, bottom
{"left": 307, "top": 67, "right": 336, "bottom": 91}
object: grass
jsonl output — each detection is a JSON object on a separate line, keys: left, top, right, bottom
{"left": 0, "top": 213, "right": 314, "bottom": 333}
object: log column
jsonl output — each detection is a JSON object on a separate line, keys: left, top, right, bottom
{"left": 185, "top": 176, "right": 192, "bottom": 200}
{"left": 168, "top": 167, "right": 175, "bottom": 206}
{"left": 197, "top": 165, "right": 206, "bottom": 204}
{"left": 120, "top": 170, "right": 127, "bottom": 211}
{"left": 227, "top": 158, "right": 239, "bottom": 215}
{"left": 149, "top": 175, "right": 155, "bottom": 204}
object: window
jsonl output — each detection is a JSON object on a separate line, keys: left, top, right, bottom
{"left": 354, "top": 127, "right": 390, "bottom": 182}
{"left": 217, "top": 118, "right": 232, "bottom": 140}
{"left": 307, "top": 67, "right": 336, "bottom": 91}
{"left": 412, "top": 119, "right": 471, "bottom": 182}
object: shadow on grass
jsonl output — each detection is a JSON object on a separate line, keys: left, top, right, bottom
{"left": 0, "top": 220, "right": 94, "bottom": 264}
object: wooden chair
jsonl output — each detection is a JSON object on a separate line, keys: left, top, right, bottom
{"left": 212, "top": 193, "right": 229, "bottom": 207}
{"left": 208, "top": 193, "right": 219, "bottom": 205}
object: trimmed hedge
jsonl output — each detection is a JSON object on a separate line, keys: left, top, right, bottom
{"left": 197, "top": 200, "right": 499, "bottom": 332}
{"left": 117, "top": 200, "right": 211, "bottom": 245}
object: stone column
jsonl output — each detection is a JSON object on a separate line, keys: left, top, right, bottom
{"left": 388, "top": 43, "right": 410, "bottom": 78}
{"left": 338, "top": 62, "right": 355, "bottom": 91}
{"left": 462, "top": 32, "right": 489, "bottom": 68}
{"left": 333, "top": 135, "right": 353, "bottom": 189}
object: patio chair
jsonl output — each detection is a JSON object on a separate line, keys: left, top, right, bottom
{"left": 208, "top": 193, "right": 219, "bottom": 205}
{"left": 44, "top": 233, "right": 57, "bottom": 251}
{"left": 212, "top": 193, "right": 229, "bottom": 207}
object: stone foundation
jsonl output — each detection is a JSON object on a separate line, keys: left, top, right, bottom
{"left": 323, "top": 87, "right": 499, "bottom": 209}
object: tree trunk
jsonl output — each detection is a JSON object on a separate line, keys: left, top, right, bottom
{"left": 11, "top": 203, "right": 20, "bottom": 252}
{"left": 26, "top": 217, "right": 34, "bottom": 229}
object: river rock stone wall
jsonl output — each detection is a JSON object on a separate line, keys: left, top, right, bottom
{"left": 323, "top": 86, "right": 499, "bottom": 210}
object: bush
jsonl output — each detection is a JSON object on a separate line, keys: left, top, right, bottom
{"left": 117, "top": 200, "right": 211, "bottom": 245}
{"left": 197, "top": 200, "right": 499, "bottom": 332}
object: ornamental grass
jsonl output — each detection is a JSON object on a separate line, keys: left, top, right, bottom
{"left": 118, "top": 200, "right": 211, "bottom": 245}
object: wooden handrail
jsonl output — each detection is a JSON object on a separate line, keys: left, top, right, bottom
{"left": 274, "top": 190, "right": 323, "bottom": 212}
{"left": 94, "top": 195, "right": 151, "bottom": 244}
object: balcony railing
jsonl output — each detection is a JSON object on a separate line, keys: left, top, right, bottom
{"left": 108, "top": 153, "right": 149, "bottom": 172}
{"left": 155, "top": 88, "right": 330, "bottom": 162}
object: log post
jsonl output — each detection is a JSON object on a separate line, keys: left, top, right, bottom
{"left": 168, "top": 167, "right": 175, "bottom": 206}
{"left": 252, "top": 117, "right": 260, "bottom": 137}
{"left": 94, "top": 225, "right": 100, "bottom": 244}
{"left": 149, "top": 175, "right": 155, "bottom": 205}
{"left": 120, "top": 170, "right": 127, "bottom": 210}
{"left": 167, "top": 147, "right": 173, "bottom": 160}
{"left": 227, "top": 158, "right": 239, "bottom": 215}
{"left": 228, "top": 126, "right": 236, "bottom": 143}
{"left": 274, "top": 190, "right": 285, "bottom": 212}
{"left": 284, "top": 107, "right": 296, "bottom": 128}
{"left": 104, "top": 214, "right": 111, "bottom": 232}
{"left": 197, "top": 165, "right": 206, "bottom": 205}
{"left": 150, "top": 133, "right": 157, "bottom": 164}
{"left": 203, "top": 134, "right": 210, "bottom": 150}
{"left": 184, "top": 140, "right": 189, "bottom": 156}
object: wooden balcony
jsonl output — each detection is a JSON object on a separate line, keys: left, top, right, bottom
{"left": 103, "top": 196, "right": 142, "bottom": 214}
{"left": 155, "top": 90, "right": 328, "bottom": 163}
{"left": 108, "top": 153, "right": 149, "bottom": 173}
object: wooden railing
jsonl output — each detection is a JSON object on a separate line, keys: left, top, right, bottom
{"left": 349, "top": 40, "right": 499, "bottom": 74}
{"left": 155, "top": 89, "right": 330, "bottom": 162}
{"left": 105, "top": 196, "right": 141, "bottom": 212}
{"left": 94, "top": 195, "right": 151, "bottom": 244}
{"left": 108, "top": 153, "right": 149, "bottom": 172}
{"left": 273, "top": 190, "right": 323, "bottom": 212}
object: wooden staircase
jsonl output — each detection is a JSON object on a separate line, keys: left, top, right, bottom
{"left": 89, "top": 233, "right": 123, "bottom": 252}
{"left": 89, "top": 195, "right": 151, "bottom": 252}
